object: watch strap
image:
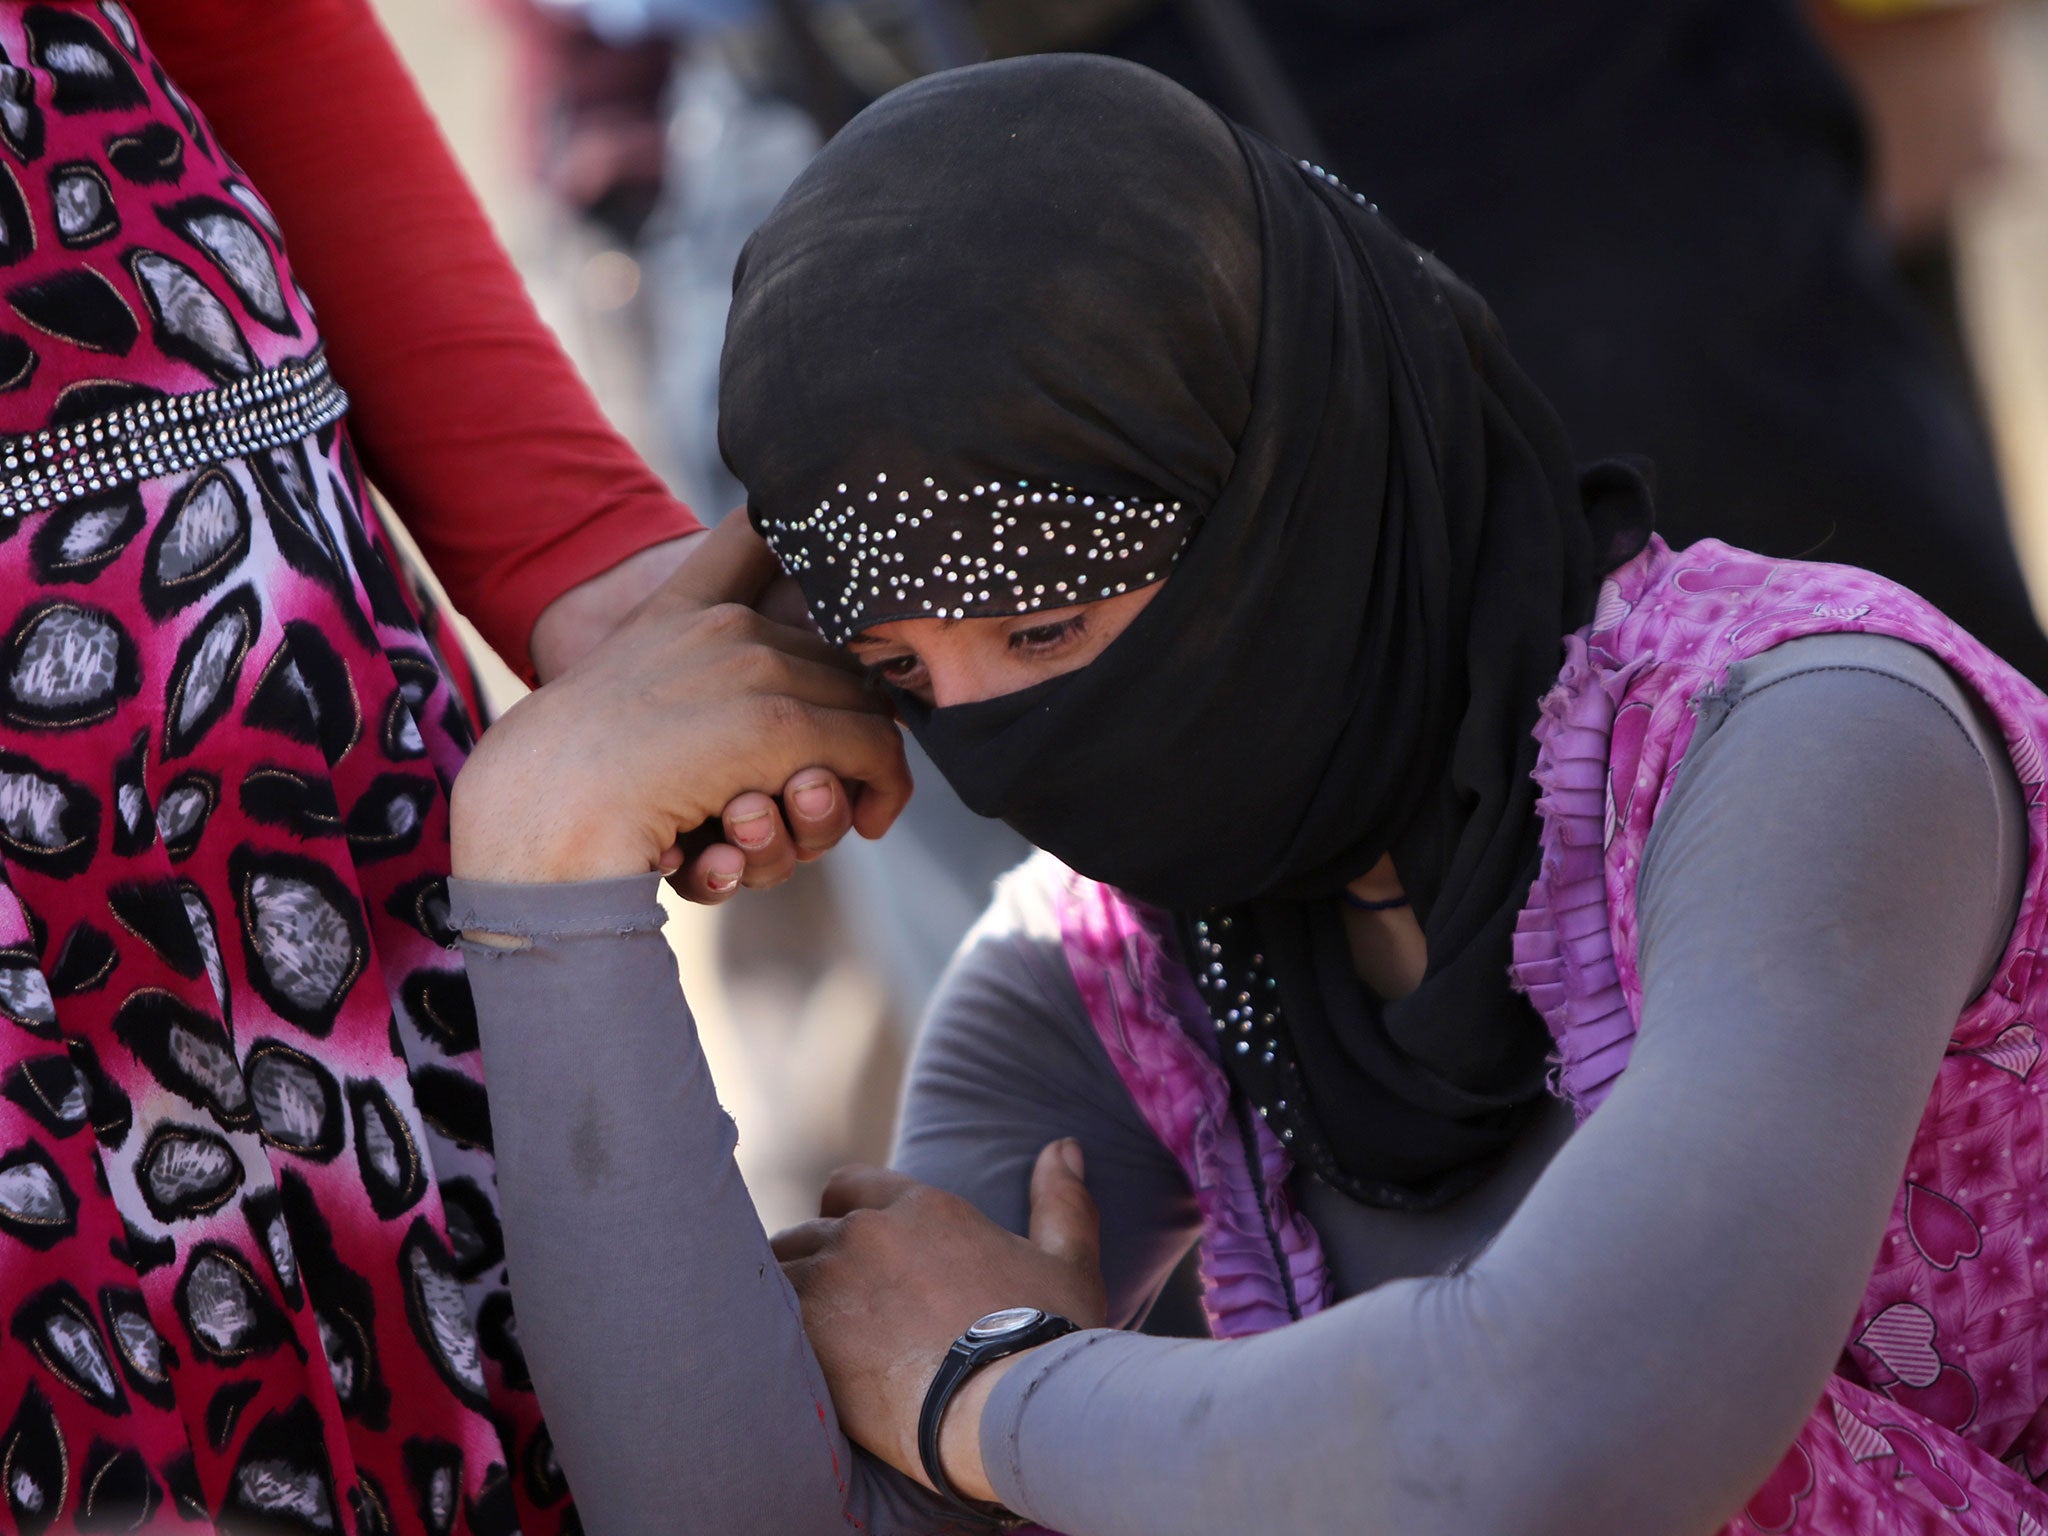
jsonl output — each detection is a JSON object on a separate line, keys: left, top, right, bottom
{"left": 917, "top": 1312, "right": 1077, "bottom": 1518}
{"left": 918, "top": 1341, "right": 995, "bottom": 1514}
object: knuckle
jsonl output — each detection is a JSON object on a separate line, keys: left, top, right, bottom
{"left": 733, "top": 643, "right": 787, "bottom": 692}
{"left": 697, "top": 601, "right": 757, "bottom": 642}
{"left": 905, "top": 1184, "right": 959, "bottom": 1223}
{"left": 777, "top": 1218, "right": 824, "bottom": 1251}
{"left": 822, "top": 1163, "right": 866, "bottom": 1198}
{"left": 753, "top": 692, "right": 812, "bottom": 736}
{"left": 838, "top": 1207, "right": 885, "bottom": 1250}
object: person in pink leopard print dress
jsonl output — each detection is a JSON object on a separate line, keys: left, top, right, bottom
{"left": 443, "top": 54, "right": 2048, "bottom": 1536}
{"left": 0, "top": 3, "right": 910, "bottom": 1532}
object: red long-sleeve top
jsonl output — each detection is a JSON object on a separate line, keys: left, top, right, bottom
{"left": 131, "top": 0, "right": 701, "bottom": 680}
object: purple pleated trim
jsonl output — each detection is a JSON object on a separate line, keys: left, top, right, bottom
{"left": 1056, "top": 874, "right": 1332, "bottom": 1340}
{"left": 1510, "top": 633, "right": 1647, "bottom": 1120}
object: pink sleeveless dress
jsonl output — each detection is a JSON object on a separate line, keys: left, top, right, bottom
{"left": 1057, "top": 536, "right": 2048, "bottom": 1533}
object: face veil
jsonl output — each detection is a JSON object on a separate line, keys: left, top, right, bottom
{"left": 724, "top": 55, "right": 1652, "bottom": 1209}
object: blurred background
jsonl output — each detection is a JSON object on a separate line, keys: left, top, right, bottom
{"left": 370, "top": 0, "right": 2048, "bottom": 1231}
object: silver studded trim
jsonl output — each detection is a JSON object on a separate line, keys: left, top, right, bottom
{"left": 1297, "top": 158, "right": 1377, "bottom": 213}
{"left": 1192, "top": 913, "right": 1285, "bottom": 1077}
{"left": 0, "top": 351, "right": 349, "bottom": 519}
{"left": 1189, "top": 905, "right": 1484, "bottom": 1214}
{"left": 758, "top": 469, "right": 1190, "bottom": 643}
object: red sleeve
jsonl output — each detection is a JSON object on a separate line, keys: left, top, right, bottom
{"left": 130, "top": 0, "right": 701, "bottom": 679}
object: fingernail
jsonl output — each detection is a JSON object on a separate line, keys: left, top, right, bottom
{"left": 730, "top": 811, "right": 773, "bottom": 849}
{"left": 790, "top": 778, "right": 835, "bottom": 820}
{"left": 707, "top": 868, "right": 740, "bottom": 893}
{"left": 1060, "top": 1139, "right": 1085, "bottom": 1179}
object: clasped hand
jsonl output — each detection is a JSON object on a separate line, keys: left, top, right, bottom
{"left": 456, "top": 519, "right": 1109, "bottom": 1509}
{"left": 452, "top": 514, "right": 910, "bottom": 891}
{"left": 774, "top": 1141, "right": 1108, "bottom": 1506}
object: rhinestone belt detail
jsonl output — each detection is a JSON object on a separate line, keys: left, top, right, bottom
{"left": 0, "top": 352, "right": 350, "bottom": 518}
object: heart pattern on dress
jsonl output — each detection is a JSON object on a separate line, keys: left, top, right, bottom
{"left": 1968, "top": 1022, "right": 2042, "bottom": 1080}
{"left": 1905, "top": 1183, "right": 1984, "bottom": 1271}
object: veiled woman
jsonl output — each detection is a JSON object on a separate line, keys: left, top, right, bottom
{"left": 451, "top": 55, "right": 2048, "bottom": 1536}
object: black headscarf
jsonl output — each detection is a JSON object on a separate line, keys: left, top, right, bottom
{"left": 724, "top": 55, "right": 1651, "bottom": 1209}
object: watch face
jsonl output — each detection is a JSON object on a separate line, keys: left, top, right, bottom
{"left": 966, "top": 1307, "right": 1046, "bottom": 1342}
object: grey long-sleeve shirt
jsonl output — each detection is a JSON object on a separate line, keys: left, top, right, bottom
{"left": 453, "top": 633, "right": 2026, "bottom": 1536}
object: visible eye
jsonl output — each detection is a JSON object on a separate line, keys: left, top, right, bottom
{"left": 863, "top": 652, "right": 928, "bottom": 689}
{"left": 1008, "top": 615, "right": 1088, "bottom": 656}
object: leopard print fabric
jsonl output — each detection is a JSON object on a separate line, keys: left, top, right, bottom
{"left": 0, "top": 7, "right": 566, "bottom": 1532}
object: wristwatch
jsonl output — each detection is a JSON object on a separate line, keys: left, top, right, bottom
{"left": 918, "top": 1306, "right": 1078, "bottom": 1515}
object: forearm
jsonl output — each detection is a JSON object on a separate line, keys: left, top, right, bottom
{"left": 977, "top": 661, "right": 2006, "bottom": 1536}
{"left": 134, "top": 0, "right": 698, "bottom": 675}
{"left": 451, "top": 874, "right": 963, "bottom": 1536}
{"left": 976, "top": 1017, "right": 1941, "bottom": 1536}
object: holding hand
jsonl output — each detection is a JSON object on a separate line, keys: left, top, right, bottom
{"left": 773, "top": 1141, "right": 1107, "bottom": 1506}
{"left": 452, "top": 514, "right": 912, "bottom": 891}
{"left": 528, "top": 518, "right": 816, "bottom": 682}
{"left": 528, "top": 532, "right": 708, "bottom": 684}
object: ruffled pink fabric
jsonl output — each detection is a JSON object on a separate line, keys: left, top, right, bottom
{"left": 1508, "top": 636, "right": 1648, "bottom": 1118}
{"left": 1503, "top": 538, "right": 2048, "bottom": 1530}
{"left": 1052, "top": 535, "right": 2048, "bottom": 1532}
{"left": 1056, "top": 874, "right": 1331, "bottom": 1338}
